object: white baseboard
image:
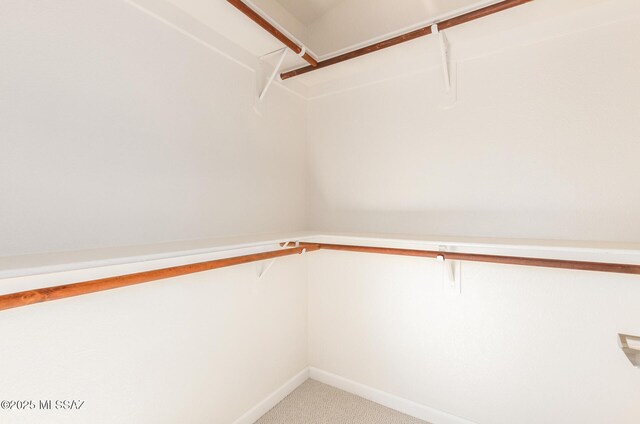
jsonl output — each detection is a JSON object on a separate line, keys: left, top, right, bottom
{"left": 309, "top": 367, "right": 478, "bottom": 424}
{"left": 232, "top": 367, "right": 310, "bottom": 424}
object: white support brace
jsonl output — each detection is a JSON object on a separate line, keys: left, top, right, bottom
{"left": 257, "top": 257, "right": 276, "bottom": 279}
{"left": 431, "top": 24, "right": 451, "bottom": 92}
{"left": 437, "top": 247, "right": 461, "bottom": 294}
{"left": 257, "top": 241, "right": 307, "bottom": 279}
{"left": 258, "top": 241, "right": 290, "bottom": 279}
{"left": 259, "top": 47, "right": 289, "bottom": 102}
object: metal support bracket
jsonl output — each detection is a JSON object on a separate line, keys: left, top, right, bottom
{"left": 437, "top": 247, "right": 461, "bottom": 294}
{"left": 257, "top": 241, "right": 306, "bottom": 279}
{"left": 258, "top": 47, "right": 289, "bottom": 102}
{"left": 431, "top": 24, "right": 451, "bottom": 92}
{"left": 431, "top": 24, "right": 457, "bottom": 109}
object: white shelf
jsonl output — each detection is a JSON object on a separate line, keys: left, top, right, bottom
{"left": 305, "top": 231, "right": 640, "bottom": 253}
{"left": 303, "top": 231, "right": 640, "bottom": 264}
{"left": 2, "top": 231, "right": 639, "bottom": 280}
{"left": 0, "top": 232, "right": 317, "bottom": 279}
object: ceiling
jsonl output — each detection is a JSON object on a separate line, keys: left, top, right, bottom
{"left": 275, "top": 0, "right": 345, "bottom": 24}
{"left": 301, "top": 0, "right": 486, "bottom": 56}
{"left": 160, "top": 0, "right": 490, "bottom": 59}
{"left": 146, "top": 0, "right": 632, "bottom": 93}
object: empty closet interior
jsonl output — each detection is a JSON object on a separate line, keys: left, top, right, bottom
{"left": 1, "top": 1, "right": 639, "bottom": 423}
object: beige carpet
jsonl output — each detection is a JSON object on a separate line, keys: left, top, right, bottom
{"left": 254, "top": 379, "right": 429, "bottom": 424}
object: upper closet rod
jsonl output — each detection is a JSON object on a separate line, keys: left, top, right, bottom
{"left": 280, "top": 0, "right": 533, "bottom": 80}
{"left": 227, "top": 0, "right": 318, "bottom": 67}
{"left": 0, "top": 244, "right": 319, "bottom": 312}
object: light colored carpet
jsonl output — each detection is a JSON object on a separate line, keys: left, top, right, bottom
{"left": 254, "top": 379, "right": 430, "bottom": 424}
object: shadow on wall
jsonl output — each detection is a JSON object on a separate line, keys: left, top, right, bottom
{"left": 306, "top": 197, "right": 640, "bottom": 243}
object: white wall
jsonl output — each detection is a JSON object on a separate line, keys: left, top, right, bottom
{"left": 0, "top": 0, "right": 307, "bottom": 257}
{"left": 308, "top": 250, "right": 640, "bottom": 424}
{"left": 0, "top": 251, "right": 308, "bottom": 424}
{"left": 305, "top": 10, "right": 640, "bottom": 424}
{"left": 3, "top": 2, "right": 640, "bottom": 424}
{"left": 0, "top": 3, "right": 309, "bottom": 422}
{"left": 306, "top": 15, "right": 640, "bottom": 242}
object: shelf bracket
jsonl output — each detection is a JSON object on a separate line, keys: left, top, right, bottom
{"left": 431, "top": 24, "right": 451, "bottom": 92}
{"left": 257, "top": 241, "right": 305, "bottom": 279}
{"left": 430, "top": 24, "right": 457, "bottom": 109}
{"left": 258, "top": 47, "right": 289, "bottom": 102}
{"left": 437, "top": 247, "right": 461, "bottom": 294}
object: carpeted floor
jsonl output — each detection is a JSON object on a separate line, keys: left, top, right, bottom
{"left": 254, "top": 379, "right": 429, "bottom": 424}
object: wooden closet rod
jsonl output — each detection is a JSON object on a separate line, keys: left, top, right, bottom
{"left": 2, "top": 239, "right": 637, "bottom": 312}
{"left": 280, "top": 0, "right": 533, "bottom": 80}
{"left": 227, "top": 0, "right": 318, "bottom": 67}
{"left": 295, "top": 243, "right": 640, "bottom": 275}
{"left": 0, "top": 244, "right": 320, "bottom": 312}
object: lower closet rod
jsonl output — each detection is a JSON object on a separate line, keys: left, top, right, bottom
{"left": 295, "top": 242, "right": 640, "bottom": 275}
{"left": 0, "top": 244, "right": 320, "bottom": 312}
{"left": 2, "top": 240, "right": 638, "bottom": 313}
